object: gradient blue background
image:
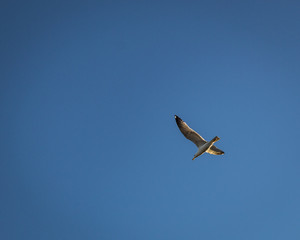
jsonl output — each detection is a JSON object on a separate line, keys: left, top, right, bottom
{"left": 1, "top": 1, "right": 300, "bottom": 239}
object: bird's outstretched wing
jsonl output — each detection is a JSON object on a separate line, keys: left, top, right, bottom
{"left": 207, "top": 145, "right": 224, "bottom": 155}
{"left": 175, "top": 115, "right": 206, "bottom": 147}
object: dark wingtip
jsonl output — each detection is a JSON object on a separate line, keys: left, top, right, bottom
{"left": 174, "top": 115, "right": 183, "bottom": 125}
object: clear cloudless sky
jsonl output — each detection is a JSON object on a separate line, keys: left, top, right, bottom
{"left": 1, "top": 0, "right": 300, "bottom": 239}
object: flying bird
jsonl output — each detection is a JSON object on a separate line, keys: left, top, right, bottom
{"left": 175, "top": 115, "right": 224, "bottom": 160}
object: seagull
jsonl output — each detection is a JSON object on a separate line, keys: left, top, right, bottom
{"left": 175, "top": 115, "right": 224, "bottom": 160}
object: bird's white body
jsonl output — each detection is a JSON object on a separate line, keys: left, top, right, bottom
{"left": 193, "top": 136, "right": 220, "bottom": 160}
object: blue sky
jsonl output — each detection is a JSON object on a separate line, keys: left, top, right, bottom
{"left": 1, "top": 1, "right": 300, "bottom": 239}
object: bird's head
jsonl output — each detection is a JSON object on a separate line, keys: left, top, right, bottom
{"left": 213, "top": 136, "right": 220, "bottom": 142}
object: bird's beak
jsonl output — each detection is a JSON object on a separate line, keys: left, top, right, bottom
{"left": 192, "top": 157, "right": 195, "bottom": 160}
